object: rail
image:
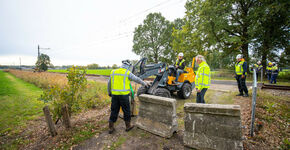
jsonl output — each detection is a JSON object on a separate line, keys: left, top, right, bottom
{"left": 261, "top": 84, "right": 290, "bottom": 90}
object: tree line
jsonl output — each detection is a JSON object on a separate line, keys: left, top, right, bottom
{"left": 132, "top": 0, "right": 289, "bottom": 71}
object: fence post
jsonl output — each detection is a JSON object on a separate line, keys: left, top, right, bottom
{"left": 62, "top": 104, "right": 71, "bottom": 129}
{"left": 250, "top": 69, "right": 258, "bottom": 137}
{"left": 43, "top": 106, "right": 57, "bottom": 136}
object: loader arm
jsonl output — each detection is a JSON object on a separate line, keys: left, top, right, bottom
{"left": 132, "top": 58, "right": 166, "bottom": 80}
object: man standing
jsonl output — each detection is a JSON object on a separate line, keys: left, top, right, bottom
{"left": 266, "top": 62, "right": 273, "bottom": 83}
{"left": 235, "top": 54, "right": 249, "bottom": 97}
{"left": 107, "top": 60, "right": 148, "bottom": 134}
{"left": 270, "top": 63, "right": 279, "bottom": 84}
{"left": 175, "top": 52, "right": 186, "bottom": 82}
{"left": 195, "top": 55, "right": 211, "bottom": 103}
{"left": 254, "top": 61, "right": 263, "bottom": 81}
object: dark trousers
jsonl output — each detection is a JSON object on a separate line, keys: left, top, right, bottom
{"left": 109, "top": 94, "right": 131, "bottom": 123}
{"left": 196, "top": 88, "right": 207, "bottom": 103}
{"left": 236, "top": 75, "right": 248, "bottom": 95}
{"left": 270, "top": 74, "right": 277, "bottom": 84}
{"left": 267, "top": 73, "right": 271, "bottom": 82}
{"left": 256, "top": 73, "right": 259, "bottom": 81}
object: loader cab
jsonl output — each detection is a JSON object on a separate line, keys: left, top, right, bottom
{"left": 134, "top": 57, "right": 196, "bottom": 99}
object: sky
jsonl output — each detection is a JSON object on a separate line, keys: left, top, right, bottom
{"left": 0, "top": 0, "right": 187, "bottom": 66}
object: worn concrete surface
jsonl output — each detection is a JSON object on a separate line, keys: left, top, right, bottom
{"left": 183, "top": 103, "right": 243, "bottom": 150}
{"left": 136, "top": 94, "right": 178, "bottom": 138}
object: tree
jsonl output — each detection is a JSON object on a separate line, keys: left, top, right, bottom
{"left": 35, "top": 54, "right": 51, "bottom": 72}
{"left": 133, "top": 13, "right": 172, "bottom": 63}
{"left": 173, "top": 0, "right": 258, "bottom": 70}
{"left": 112, "top": 64, "right": 118, "bottom": 69}
{"left": 87, "top": 63, "right": 99, "bottom": 69}
{"left": 252, "top": 0, "right": 289, "bottom": 71}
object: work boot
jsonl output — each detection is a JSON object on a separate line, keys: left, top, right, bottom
{"left": 236, "top": 93, "right": 243, "bottom": 96}
{"left": 125, "top": 121, "right": 134, "bottom": 132}
{"left": 243, "top": 93, "right": 249, "bottom": 97}
{"left": 109, "top": 122, "right": 115, "bottom": 134}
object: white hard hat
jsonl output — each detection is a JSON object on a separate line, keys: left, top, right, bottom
{"left": 236, "top": 54, "right": 242, "bottom": 59}
{"left": 257, "top": 61, "right": 261, "bottom": 64}
{"left": 178, "top": 53, "right": 184, "bottom": 57}
{"left": 122, "top": 59, "right": 132, "bottom": 66}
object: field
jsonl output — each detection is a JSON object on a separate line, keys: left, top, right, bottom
{"left": 1, "top": 69, "right": 289, "bottom": 149}
{"left": 48, "top": 69, "right": 112, "bottom": 76}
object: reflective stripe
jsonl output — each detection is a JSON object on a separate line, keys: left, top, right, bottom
{"left": 123, "top": 69, "right": 129, "bottom": 90}
{"left": 199, "top": 83, "right": 210, "bottom": 86}
{"left": 111, "top": 74, "right": 128, "bottom": 76}
{"left": 202, "top": 67, "right": 204, "bottom": 85}
{"left": 112, "top": 89, "right": 131, "bottom": 92}
{"left": 200, "top": 73, "right": 210, "bottom": 77}
{"left": 111, "top": 70, "right": 115, "bottom": 87}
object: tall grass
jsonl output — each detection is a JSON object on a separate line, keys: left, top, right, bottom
{"left": 6, "top": 69, "right": 111, "bottom": 110}
{"left": 48, "top": 69, "right": 112, "bottom": 76}
{"left": 7, "top": 70, "right": 67, "bottom": 89}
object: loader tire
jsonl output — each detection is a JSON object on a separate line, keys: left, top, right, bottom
{"left": 177, "top": 83, "right": 192, "bottom": 99}
{"left": 137, "top": 86, "right": 148, "bottom": 96}
{"left": 153, "top": 88, "right": 171, "bottom": 98}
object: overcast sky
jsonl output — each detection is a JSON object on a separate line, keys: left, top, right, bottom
{"left": 0, "top": 0, "right": 186, "bottom": 66}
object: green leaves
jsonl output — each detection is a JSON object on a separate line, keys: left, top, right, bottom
{"left": 39, "top": 66, "right": 87, "bottom": 120}
{"left": 133, "top": 13, "right": 174, "bottom": 63}
{"left": 35, "top": 54, "right": 51, "bottom": 72}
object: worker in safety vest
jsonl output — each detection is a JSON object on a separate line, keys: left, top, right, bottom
{"left": 107, "top": 60, "right": 149, "bottom": 134}
{"left": 195, "top": 55, "right": 211, "bottom": 103}
{"left": 266, "top": 62, "right": 273, "bottom": 82}
{"left": 254, "top": 61, "right": 263, "bottom": 81}
{"left": 175, "top": 52, "right": 186, "bottom": 82}
{"left": 235, "top": 54, "right": 249, "bottom": 97}
{"left": 270, "top": 63, "right": 279, "bottom": 84}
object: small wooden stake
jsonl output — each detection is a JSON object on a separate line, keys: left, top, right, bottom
{"left": 62, "top": 104, "right": 71, "bottom": 129}
{"left": 43, "top": 106, "right": 57, "bottom": 136}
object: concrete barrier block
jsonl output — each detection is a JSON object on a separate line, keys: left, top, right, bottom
{"left": 184, "top": 103, "right": 243, "bottom": 150}
{"left": 136, "top": 94, "right": 178, "bottom": 138}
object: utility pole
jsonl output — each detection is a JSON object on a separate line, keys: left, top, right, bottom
{"left": 19, "top": 57, "right": 21, "bottom": 69}
{"left": 38, "top": 44, "right": 50, "bottom": 58}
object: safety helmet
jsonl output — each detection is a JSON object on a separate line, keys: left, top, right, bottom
{"left": 268, "top": 62, "right": 272, "bottom": 65}
{"left": 257, "top": 61, "right": 261, "bottom": 64}
{"left": 122, "top": 59, "right": 132, "bottom": 66}
{"left": 178, "top": 53, "right": 184, "bottom": 57}
{"left": 236, "top": 54, "right": 242, "bottom": 59}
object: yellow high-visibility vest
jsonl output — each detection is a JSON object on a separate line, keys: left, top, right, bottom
{"left": 195, "top": 61, "right": 211, "bottom": 90}
{"left": 176, "top": 59, "right": 186, "bottom": 71}
{"left": 266, "top": 66, "right": 272, "bottom": 73}
{"left": 235, "top": 61, "right": 247, "bottom": 75}
{"left": 110, "top": 68, "right": 131, "bottom": 95}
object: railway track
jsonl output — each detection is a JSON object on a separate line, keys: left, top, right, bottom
{"left": 261, "top": 84, "right": 290, "bottom": 90}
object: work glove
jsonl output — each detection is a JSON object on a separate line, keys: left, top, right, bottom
{"left": 144, "top": 82, "right": 150, "bottom": 88}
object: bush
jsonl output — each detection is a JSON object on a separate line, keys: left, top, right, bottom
{"left": 39, "top": 66, "right": 87, "bottom": 120}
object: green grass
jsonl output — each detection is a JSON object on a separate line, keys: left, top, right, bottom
{"left": 48, "top": 69, "right": 112, "bottom": 76}
{"left": 0, "top": 70, "right": 44, "bottom": 148}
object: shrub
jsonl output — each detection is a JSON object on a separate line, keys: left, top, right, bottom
{"left": 39, "top": 66, "right": 87, "bottom": 120}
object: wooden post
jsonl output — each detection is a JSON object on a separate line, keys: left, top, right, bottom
{"left": 62, "top": 104, "right": 71, "bottom": 129}
{"left": 43, "top": 106, "right": 57, "bottom": 136}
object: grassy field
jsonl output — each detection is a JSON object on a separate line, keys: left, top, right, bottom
{"left": 48, "top": 69, "right": 112, "bottom": 76}
{"left": 0, "top": 70, "right": 44, "bottom": 139}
